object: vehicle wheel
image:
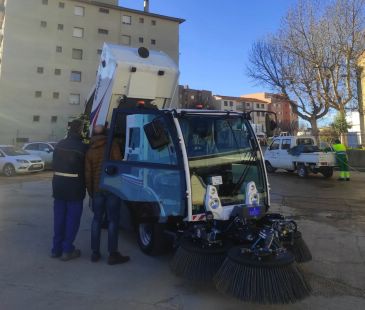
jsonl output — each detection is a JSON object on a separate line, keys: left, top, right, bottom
{"left": 137, "top": 223, "right": 169, "bottom": 255}
{"left": 3, "top": 164, "right": 15, "bottom": 177}
{"left": 297, "top": 165, "right": 308, "bottom": 178}
{"left": 321, "top": 167, "right": 333, "bottom": 178}
{"left": 265, "top": 161, "right": 277, "bottom": 173}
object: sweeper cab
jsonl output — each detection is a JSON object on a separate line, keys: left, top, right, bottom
{"left": 88, "top": 44, "right": 312, "bottom": 304}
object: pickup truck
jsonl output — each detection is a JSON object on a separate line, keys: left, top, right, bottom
{"left": 264, "top": 136, "right": 336, "bottom": 178}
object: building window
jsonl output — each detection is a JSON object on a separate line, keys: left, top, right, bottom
{"left": 246, "top": 102, "right": 250, "bottom": 107}
{"left": 99, "top": 7, "right": 109, "bottom": 14}
{"left": 53, "top": 92, "right": 59, "bottom": 99}
{"left": 139, "top": 37, "right": 144, "bottom": 43}
{"left": 122, "top": 15, "right": 131, "bottom": 24}
{"left": 230, "top": 101, "right": 233, "bottom": 107}
{"left": 151, "top": 39, "right": 156, "bottom": 45}
{"left": 51, "top": 116, "right": 58, "bottom": 123}
{"left": 72, "top": 48, "right": 83, "bottom": 60}
{"left": 40, "top": 21, "right": 47, "bottom": 28}
{"left": 261, "top": 104, "right": 264, "bottom": 109}
{"left": 35, "top": 91, "right": 42, "bottom": 98}
{"left": 69, "top": 94, "right": 80, "bottom": 105}
{"left": 33, "top": 115, "right": 40, "bottom": 122}
{"left": 98, "top": 28, "right": 109, "bottom": 35}
{"left": 121, "top": 35, "right": 131, "bottom": 46}
{"left": 97, "top": 49, "right": 102, "bottom": 55}
{"left": 56, "top": 46, "right": 62, "bottom": 53}
{"left": 58, "top": 24, "right": 64, "bottom": 30}
{"left": 54, "top": 68, "right": 61, "bottom": 75}
{"left": 37, "top": 67, "right": 44, "bottom": 74}
{"left": 70, "top": 71, "right": 81, "bottom": 82}
{"left": 256, "top": 103, "right": 260, "bottom": 108}
{"left": 74, "top": 6, "right": 84, "bottom": 16}
{"left": 224, "top": 101, "right": 228, "bottom": 106}
{"left": 73, "top": 27, "right": 84, "bottom": 38}
{"left": 42, "top": 0, "right": 48, "bottom": 5}
{"left": 59, "top": 2, "right": 65, "bottom": 8}
{"left": 139, "top": 17, "right": 144, "bottom": 23}
{"left": 151, "top": 20, "right": 156, "bottom": 26}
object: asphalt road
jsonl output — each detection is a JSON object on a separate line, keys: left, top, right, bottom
{"left": 0, "top": 171, "right": 364, "bottom": 310}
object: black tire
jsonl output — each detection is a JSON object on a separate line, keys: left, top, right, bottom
{"left": 137, "top": 223, "right": 168, "bottom": 255}
{"left": 297, "top": 164, "right": 308, "bottom": 178}
{"left": 265, "top": 161, "right": 277, "bottom": 173}
{"left": 320, "top": 167, "right": 333, "bottom": 178}
{"left": 3, "top": 164, "right": 15, "bottom": 177}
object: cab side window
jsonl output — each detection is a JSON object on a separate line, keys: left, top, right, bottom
{"left": 39, "top": 143, "right": 50, "bottom": 151}
{"left": 281, "top": 139, "right": 291, "bottom": 150}
{"left": 25, "top": 144, "right": 39, "bottom": 151}
{"left": 270, "top": 140, "right": 280, "bottom": 150}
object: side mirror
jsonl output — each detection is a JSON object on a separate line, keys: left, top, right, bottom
{"left": 144, "top": 119, "right": 170, "bottom": 150}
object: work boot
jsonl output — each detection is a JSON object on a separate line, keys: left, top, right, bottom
{"left": 50, "top": 252, "right": 62, "bottom": 258}
{"left": 107, "top": 252, "right": 130, "bottom": 265}
{"left": 91, "top": 251, "right": 101, "bottom": 262}
{"left": 60, "top": 249, "right": 81, "bottom": 261}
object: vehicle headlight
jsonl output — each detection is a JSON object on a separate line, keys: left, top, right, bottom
{"left": 16, "top": 159, "right": 29, "bottom": 164}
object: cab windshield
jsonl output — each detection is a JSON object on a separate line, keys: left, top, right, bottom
{"left": 179, "top": 115, "right": 267, "bottom": 208}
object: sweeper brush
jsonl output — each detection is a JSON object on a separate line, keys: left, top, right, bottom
{"left": 214, "top": 246, "right": 311, "bottom": 304}
{"left": 284, "top": 231, "right": 312, "bottom": 263}
{"left": 171, "top": 238, "right": 231, "bottom": 282}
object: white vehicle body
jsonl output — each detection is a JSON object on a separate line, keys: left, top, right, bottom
{"left": 0, "top": 145, "right": 45, "bottom": 176}
{"left": 264, "top": 136, "right": 336, "bottom": 177}
{"left": 89, "top": 43, "right": 179, "bottom": 129}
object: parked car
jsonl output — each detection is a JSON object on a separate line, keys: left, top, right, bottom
{"left": 22, "top": 142, "right": 57, "bottom": 169}
{"left": 0, "top": 145, "right": 45, "bottom": 177}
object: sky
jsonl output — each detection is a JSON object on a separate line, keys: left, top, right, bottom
{"left": 118, "top": 0, "right": 294, "bottom": 97}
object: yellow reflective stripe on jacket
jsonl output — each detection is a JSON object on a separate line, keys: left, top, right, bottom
{"left": 332, "top": 143, "right": 346, "bottom": 152}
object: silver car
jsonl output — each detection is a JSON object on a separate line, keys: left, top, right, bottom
{"left": 0, "top": 145, "right": 45, "bottom": 177}
{"left": 22, "top": 142, "right": 57, "bottom": 169}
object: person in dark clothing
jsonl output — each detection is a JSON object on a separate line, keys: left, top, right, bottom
{"left": 51, "top": 119, "right": 88, "bottom": 261}
{"left": 85, "top": 125, "right": 130, "bottom": 265}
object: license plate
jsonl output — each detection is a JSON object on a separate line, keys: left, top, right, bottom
{"left": 32, "top": 164, "right": 42, "bottom": 168}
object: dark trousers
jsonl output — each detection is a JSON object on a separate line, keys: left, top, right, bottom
{"left": 91, "top": 192, "right": 121, "bottom": 254}
{"left": 52, "top": 199, "right": 83, "bottom": 255}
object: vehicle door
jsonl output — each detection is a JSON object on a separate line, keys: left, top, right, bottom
{"left": 277, "top": 138, "right": 292, "bottom": 169}
{"left": 38, "top": 143, "right": 53, "bottom": 165}
{"left": 265, "top": 138, "right": 281, "bottom": 167}
{"left": 99, "top": 108, "right": 186, "bottom": 223}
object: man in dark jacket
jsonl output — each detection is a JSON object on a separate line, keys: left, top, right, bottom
{"left": 51, "top": 119, "right": 88, "bottom": 261}
{"left": 85, "top": 125, "right": 130, "bottom": 265}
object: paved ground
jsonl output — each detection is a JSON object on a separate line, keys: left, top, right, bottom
{"left": 0, "top": 170, "right": 364, "bottom": 310}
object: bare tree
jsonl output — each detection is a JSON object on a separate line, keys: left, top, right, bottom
{"left": 248, "top": 0, "right": 365, "bottom": 140}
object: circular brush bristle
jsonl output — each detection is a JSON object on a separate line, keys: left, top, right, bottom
{"left": 214, "top": 246, "right": 311, "bottom": 304}
{"left": 171, "top": 239, "right": 231, "bottom": 282}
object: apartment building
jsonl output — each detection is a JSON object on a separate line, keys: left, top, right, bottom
{"left": 178, "top": 85, "right": 214, "bottom": 109}
{"left": 0, "top": 0, "right": 184, "bottom": 144}
{"left": 241, "top": 92, "right": 299, "bottom": 133}
{"left": 213, "top": 95, "right": 269, "bottom": 131}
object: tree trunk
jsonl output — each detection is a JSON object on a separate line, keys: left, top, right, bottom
{"left": 310, "top": 117, "right": 320, "bottom": 145}
{"left": 339, "top": 107, "right": 348, "bottom": 146}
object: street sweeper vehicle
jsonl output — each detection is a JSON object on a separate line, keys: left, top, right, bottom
{"left": 87, "top": 43, "right": 313, "bottom": 304}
